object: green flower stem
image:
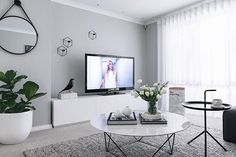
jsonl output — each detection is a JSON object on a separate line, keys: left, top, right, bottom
{"left": 148, "top": 101, "right": 157, "bottom": 115}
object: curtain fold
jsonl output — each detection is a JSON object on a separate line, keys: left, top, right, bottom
{"left": 158, "top": 0, "right": 236, "bottom": 115}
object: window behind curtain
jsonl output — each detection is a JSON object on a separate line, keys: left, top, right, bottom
{"left": 158, "top": 0, "right": 236, "bottom": 116}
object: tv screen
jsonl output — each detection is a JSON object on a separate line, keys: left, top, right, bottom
{"left": 85, "top": 53, "right": 134, "bottom": 93}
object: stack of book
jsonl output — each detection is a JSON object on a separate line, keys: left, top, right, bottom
{"left": 139, "top": 113, "right": 168, "bottom": 124}
{"left": 107, "top": 112, "right": 137, "bottom": 125}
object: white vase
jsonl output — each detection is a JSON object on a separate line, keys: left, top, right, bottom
{"left": 114, "top": 110, "right": 122, "bottom": 118}
{"left": 0, "top": 110, "right": 32, "bottom": 144}
{"left": 122, "top": 106, "right": 132, "bottom": 117}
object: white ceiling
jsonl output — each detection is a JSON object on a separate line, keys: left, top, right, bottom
{"left": 52, "top": 0, "right": 203, "bottom": 24}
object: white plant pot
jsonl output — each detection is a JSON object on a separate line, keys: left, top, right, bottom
{"left": 0, "top": 110, "right": 32, "bottom": 144}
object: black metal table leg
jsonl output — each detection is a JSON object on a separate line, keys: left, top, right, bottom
{"left": 104, "top": 132, "right": 127, "bottom": 157}
{"left": 187, "top": 130, "right": 227, "bottom": 156}
{"left": 104, "top": 132, "right": 176, "bottom": 157}
{"left": 167, "top": 134, "right": 175, "bottom": 154}
{"left": 104, "top": 132, "right": 108, "bottom": 151}
{"left": 204, "top": 108, "right": 207, "bottom": 157}
{"left": 186, "top": 98, "right": 227, "bottom": 157}
{"left": 187, "top": 131, "right": 205, "bottom": 144}
{"left": 133, "top": 136, "right": 143, "bottom": 142}
{"left": 104, "top": 132, "right": 111, "bottom": 152}
{"left": 207, "top": 131, "right": 227, "bottom": 151}
{"left": 187, "top": 108, "right": 208, "bottom": 156}
{"left": 152, "top": 133, "right": 175, "bottom": 157}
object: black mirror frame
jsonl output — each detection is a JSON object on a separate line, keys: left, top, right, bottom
{"left": 0, "top": 0, "right": 39, "bottom": 55}
{"left": 0, "top": 15, "right": 39, "bottom": 55}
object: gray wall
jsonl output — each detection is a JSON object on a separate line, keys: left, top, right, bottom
{"left": 51, "top": 3, "right": 147, "bottom": 97}
{"left": 145, "top": 22, "right": 157, "bottom": 84}
{"left": 0, "top": 0, "right": 52, "bottom": 126}
{"left": 0, "top": 1, "right": 154, "bottom": 126}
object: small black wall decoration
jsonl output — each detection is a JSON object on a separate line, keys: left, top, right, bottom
{"left": 88, "top": 30, "right": 97, "bottom": 40}
{"left": 63, "top": 37, "right": 73, "bottom": 48}
{"left": 57, "top": 37, "right": 73, "bottom": 57}
{"left": 57, "top": 46, "right": 67, "bottom": 56}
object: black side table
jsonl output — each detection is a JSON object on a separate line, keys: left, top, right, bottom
{"left": 182, "top": 101, "right": 231, "bottom": 157}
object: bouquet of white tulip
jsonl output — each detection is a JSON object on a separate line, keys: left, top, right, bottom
{"left": 132, "top": 79, "right": 168, "bottom": 102}
{"left": 131, "top": 79, "right": 168, "bottom": 114}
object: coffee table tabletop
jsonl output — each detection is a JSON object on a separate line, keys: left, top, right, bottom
{"left": 90, "top": 111, "right": 191, "bottom": 137}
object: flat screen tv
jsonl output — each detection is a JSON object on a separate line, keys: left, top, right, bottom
{"left": 85, "top": 53, "right": 134, "bottom": 93}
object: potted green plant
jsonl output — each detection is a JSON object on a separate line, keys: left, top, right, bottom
{"left": 0, "top": 70, "right": 46, "bottom": 144}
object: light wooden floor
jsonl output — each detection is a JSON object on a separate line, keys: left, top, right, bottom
{"left": 0, "top": 114, "right": 223, "bottom": 157}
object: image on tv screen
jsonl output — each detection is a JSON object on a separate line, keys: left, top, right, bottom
{"left": 87, "top": 55, "right": 134, "bottom": 90}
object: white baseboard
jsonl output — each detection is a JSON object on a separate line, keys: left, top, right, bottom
{"left": 31, "top": 124, "right": 52, "bottom": 132}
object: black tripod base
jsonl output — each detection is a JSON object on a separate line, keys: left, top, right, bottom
{"left": 188, "top": 130, "right": 227, "bottom": 151}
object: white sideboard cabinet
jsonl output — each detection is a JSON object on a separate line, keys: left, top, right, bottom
{"left": 52, "top": 93, "right": 147, "bottom": 127}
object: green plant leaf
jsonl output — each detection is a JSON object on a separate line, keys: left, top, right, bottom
{"left": 20, "top": 97, "right": 31, "bottom": 105}
{"left": 0, "top": 70, "right": 47, "bottom": 113}
{"left": 6, "top": 101, "right": 31, "bottom": 113}
{"left": 0, "top": 90, "right": 11, "bottom": 95}
{"left": 0, "top": 102, "right": 7, "bottom": 113}
{"left": 12, "top": 93, "right": 18, "bottom": 99}
{"left": 2, "top": 92, "right": 17, "bottom": 100}
{"left": 23, "top": 81, "right": 40, "bottom": 100}
{"left": 20, "top": 97, "right": 26, "bottom": 103}
{"left": 5, "top": 103, "right": 25, "bottom": 113}
{"left": 8, "top": 102, "right": 35, "bottom": 113}
{"left": 5, "top": 99, "right": 16, "bottom": 108}
{"left": 0, "top": 71, "right": 7, "bottom": 83}
{"left": 25, "top": 105, "right": 36, "bottom": 110}
{"left": 17, "top": 89, "right": 25, "bottom": 94}
{"left": 5, "top": 70, "right": 16, "bottom": 83}
{"left": 12, "top": 75, "right": 27, "bottom": 85}
{"left": 0, "top": 84, "right": 11, "bottom": 89}
{"left": 30, "top": 93, "right": 46, "bottom": 101}
{"left": 0, "top": 70, "right": 46, "bottom": 113}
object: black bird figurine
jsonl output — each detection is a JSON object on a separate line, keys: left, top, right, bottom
{"left": 59, "top": 78, "right": 74, "bottom": 93}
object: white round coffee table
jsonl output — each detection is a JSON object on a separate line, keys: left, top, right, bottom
{"left": 90, "top": 112, "right": 190, "bottom": 157}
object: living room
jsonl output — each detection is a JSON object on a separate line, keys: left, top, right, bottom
{"left": 0, "top": 0, "right": 236, "bottom": 156}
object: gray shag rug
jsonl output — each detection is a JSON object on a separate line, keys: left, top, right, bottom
{"left": 23, "top": 125, "right": 236, "bottom": 157}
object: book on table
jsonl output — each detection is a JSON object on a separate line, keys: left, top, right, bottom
{"left": 139, "top": 113, "right": 168, "bottom": 124}
{"left": 107, "top": 112, "right": 137, "bottom": 125}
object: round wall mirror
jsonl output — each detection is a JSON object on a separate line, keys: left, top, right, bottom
{"left": 0, "top": 16, "right": 38, "bottom": 55}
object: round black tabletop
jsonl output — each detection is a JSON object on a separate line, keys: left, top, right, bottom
{"left": 182, "top": 101, "right": 232, "bottom": 111}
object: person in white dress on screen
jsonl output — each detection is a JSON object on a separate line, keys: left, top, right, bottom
{"left": 100, "top": 60, "right": 117, "bottom": 89}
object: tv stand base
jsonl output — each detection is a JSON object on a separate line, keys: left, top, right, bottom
{"left": 98, "top": 91, "right": 126, "bottom": 96}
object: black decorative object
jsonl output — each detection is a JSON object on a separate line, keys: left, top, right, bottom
{"left": 59, "top": 78, "right": 74, "bottom": 93}
{"left": 63, "top": 37, "right": 73, "bottom": 48}
{"left": 0, "top": 0, "right": 38, "bottom": 55}
{"left": 88, "top": 30, "right": 97, "bottom": 40}
{"left": 57, "top": 46, "right": 67, "bottom": 56}
{"left": 57, "top": 37, "right": 73, "bottom": 56}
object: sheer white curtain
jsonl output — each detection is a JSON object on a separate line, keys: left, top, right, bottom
{"left": 157, "top": 0, "right": 236, "bottom": 116}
